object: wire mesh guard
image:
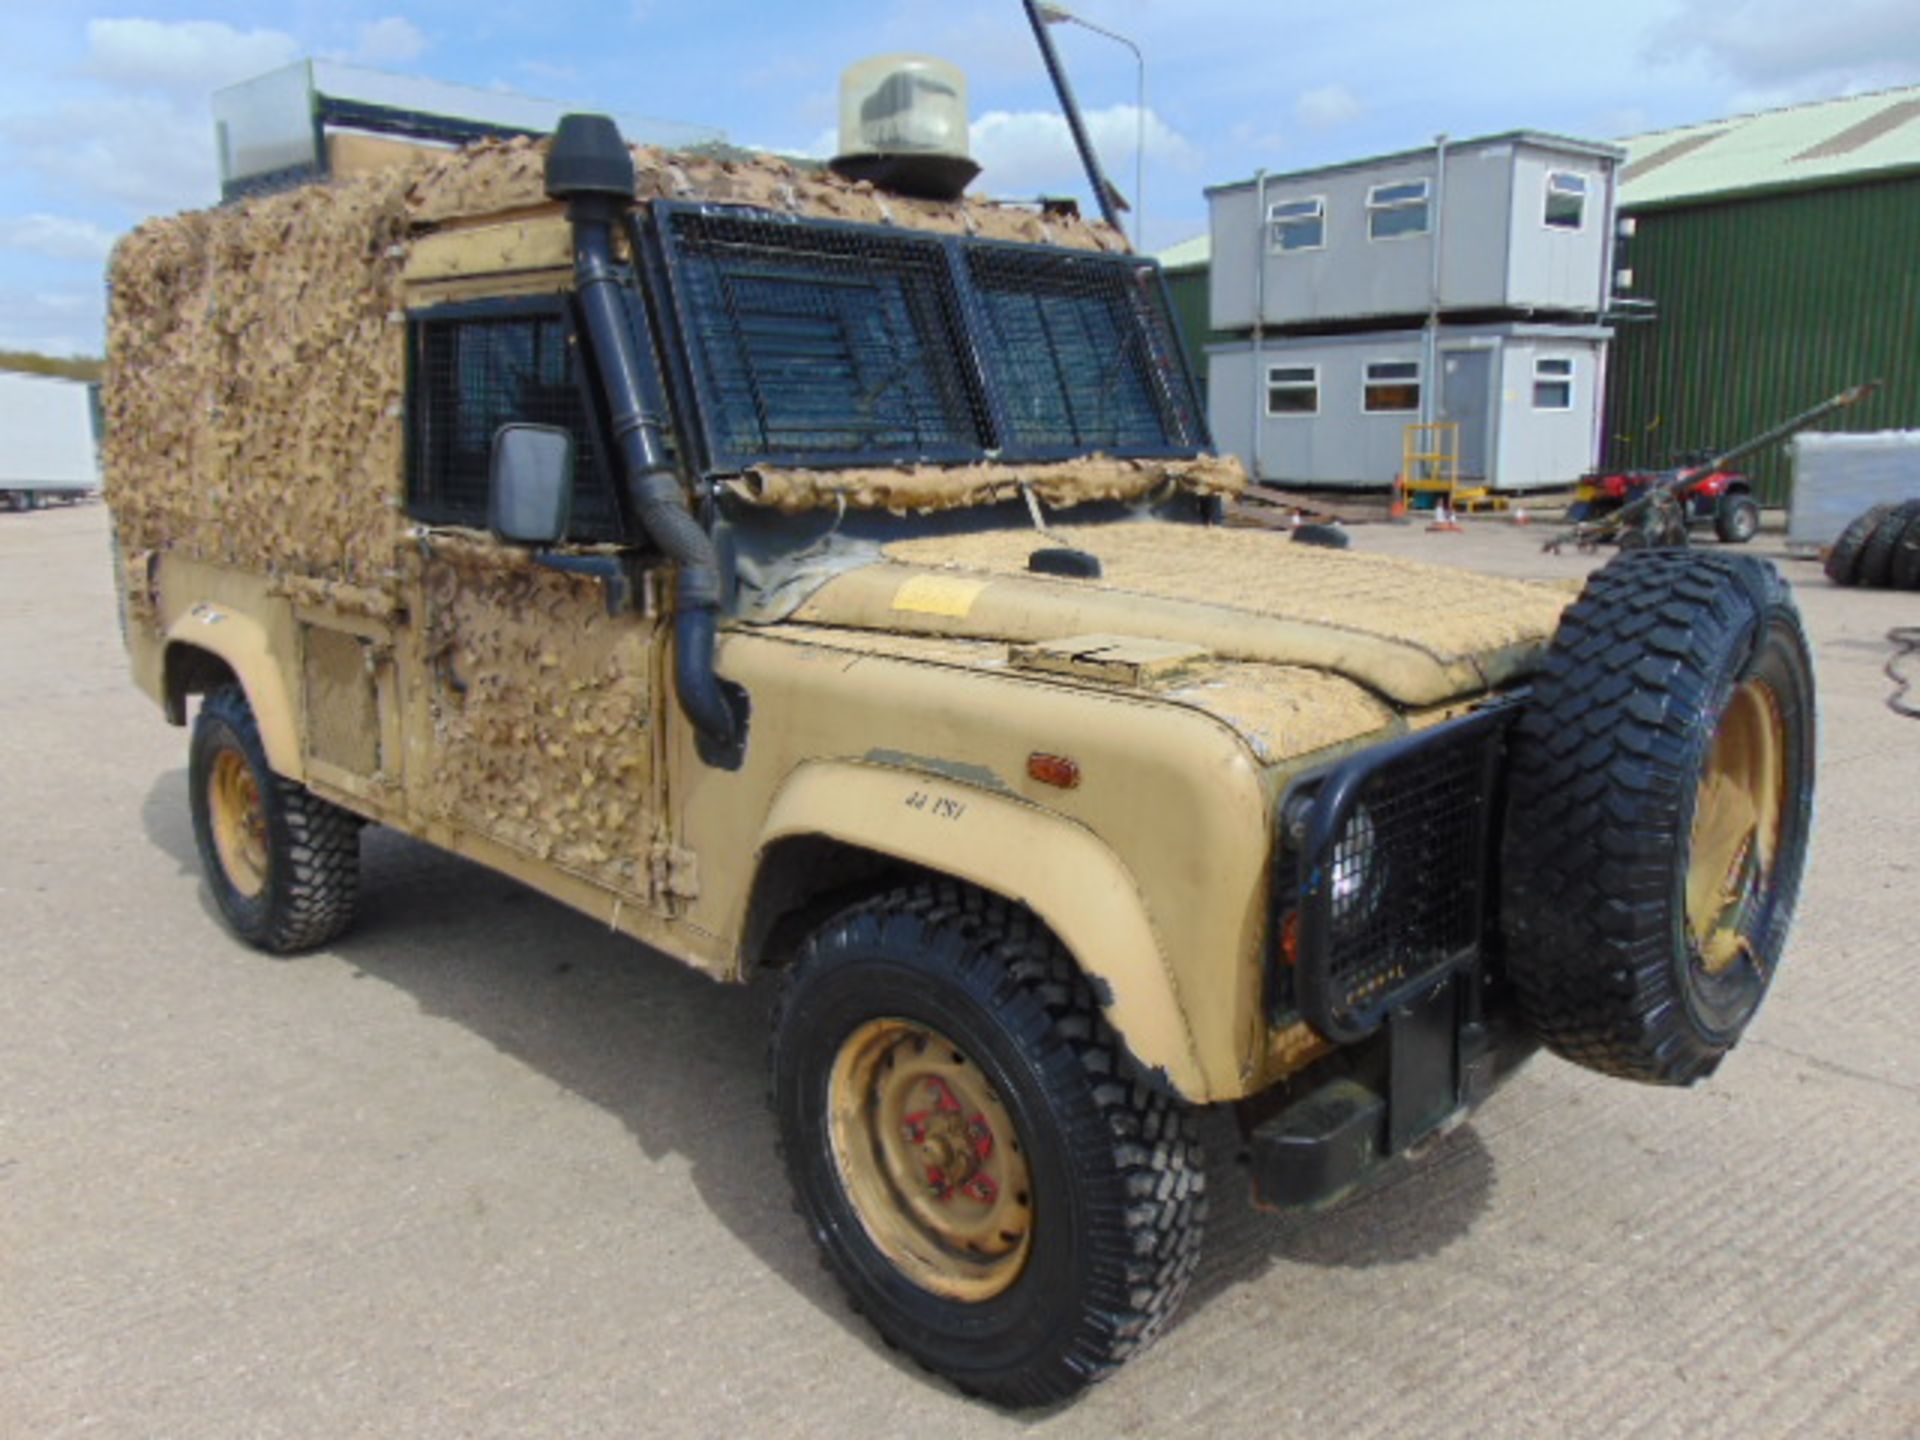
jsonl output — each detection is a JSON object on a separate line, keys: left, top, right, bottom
{"left": 408, "top": 307, "right": 618, "bottom": 538}
{"left": 1310, "top": 724, "right": 1495, "bottom": 1035}
{"left": 657, "top": 207, "right": 1203, "bottom": 470}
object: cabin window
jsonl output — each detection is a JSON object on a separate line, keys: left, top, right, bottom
{"left": 405, "top": 297, "right": 622, "bottom": 540}
{"left": 1366, "top": 179, "right": 1430, "bottom": 240}
{"left": 1363, "top": 359, "right": 1421, "bottom": 413}
{"left": 1533, "top": 356, "right": 1575, "bottom": 410}
{"left": 1266, "top": 364, "right": 1319, "bottom": 415}
{"left": 1545, "top": 171, "right": 1588, "bottom": 230}
{"left": 1267, "top": 196, "right": 1326, "bottom": 252}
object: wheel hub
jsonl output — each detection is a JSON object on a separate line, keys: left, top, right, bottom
{"left": 1688, "top": 677, "right": 1786, "bottom": 975}
{"left": 828, "top": 1018, "right": 1033, "bottom": 1302}
{"left": 208, "top": 748, "right": 269, "bottom": 898}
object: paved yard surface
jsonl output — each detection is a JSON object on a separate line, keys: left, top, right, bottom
{"left": 3, "top": 503, "right": 1916, "bottom": 1438}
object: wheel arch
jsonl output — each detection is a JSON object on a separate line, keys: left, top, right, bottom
{"left": 742, "top": 761, "right": 1210, "bottom": 1100}
{"left": 163, "top": 608, "right": 303, "bottom": 779}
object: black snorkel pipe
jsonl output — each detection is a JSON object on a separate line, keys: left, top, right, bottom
{"left": 1021, "top": 0, "right": 1131, "bottom": 243}
{"left": 543, "top": 114, "right": 740, "bottom": 760}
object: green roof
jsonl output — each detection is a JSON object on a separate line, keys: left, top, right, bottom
{"left": 1619, "top": 84, "right": 1920, "bottom": 210}
{"left": 1155, "top": 234, "right": 1210, "bottom": 271}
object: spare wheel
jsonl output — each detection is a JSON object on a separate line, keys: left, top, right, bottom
{"left": 1501, "top": 550, "right": 1815, "bottom": 1085}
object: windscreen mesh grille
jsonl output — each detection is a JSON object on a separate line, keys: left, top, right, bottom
{"left": 654, "top": 206, "right": 1206, "bottom": 470}
{"left": 407, "top": 307, "right": 619, "bottom": 539}
{"left": 660, "top": 211, "right": 989, "bottom": 467}
{"left": 965, "top": 246, "right": 1204, "bottom": 453}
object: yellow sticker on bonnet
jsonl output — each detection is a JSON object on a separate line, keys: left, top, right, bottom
{"left": 891, "top": 574, "right": 990, "bottom": 618}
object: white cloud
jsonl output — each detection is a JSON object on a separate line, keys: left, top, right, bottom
{"left": 0, "top": 285, "right": 105, "bottom": 358}
{"left": 1295, "top": 83, "right": 1363, "bottom": 130}
{"left": 969, "top": 104, "right": 1200, "bottom": 198}
{"left": 2, "top": 96, "right": 219, "bottom": 213}
{"left": 0, "top": 215, "right": 119, "bottom": 263}
{"left": 1651, "top": 0, "right": 1920, "bottom": 97}
{"left": 84, "top": 18, "right": 299, "bottom": 97}
{"left": 351, "top": 17, "right": 429, "bottom": 67}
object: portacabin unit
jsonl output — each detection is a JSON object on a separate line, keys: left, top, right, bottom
{"left": 1203, "top": 131, "right": 1624, "bottom": 491}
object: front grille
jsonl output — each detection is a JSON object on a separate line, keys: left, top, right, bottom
{"left": 1287, "top": 703, "right": 1513, "bottom": 1043}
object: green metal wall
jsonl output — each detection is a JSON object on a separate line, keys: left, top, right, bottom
{"left": 1164, "top": 266, "right": 1215, "bottom": 403}
{"left": 1605, "top": 175, "right": 1920, "bottom": 504}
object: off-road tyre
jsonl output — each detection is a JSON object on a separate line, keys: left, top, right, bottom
{"left": 1859, "top": 500, "right": 1920, "bottom": 589}
{"left": 1502, "top": 550, "right": 1814, "bottom": 1085}
{"left": 1892, "top": 511, "right": 1920, "bottom": 591}
{"left": 1713, "top": 493, "right": 1760, "bottom": 545}
{"left": 189, "top": 684, "right": 360, "bottom": 953}
{"left": 1823, "top": 503, "right": 1890, "bottom": 585}
{"left": 769, "top": 882, "right": 1204, "bottom": 1407}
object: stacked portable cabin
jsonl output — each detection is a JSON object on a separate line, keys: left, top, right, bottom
{"left": 1204, "top": 132, "right": 1623, "bottom": 491}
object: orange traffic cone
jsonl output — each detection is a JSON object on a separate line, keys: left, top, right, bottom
{"left": 1427, "top": 500, "right": 1463, "bottom": 533}
{"left": 1512, "top": 504, "right": 1531, "bottom": 526}
{"left": 1389, "top": 475, "right": 1408, "bottom": 520}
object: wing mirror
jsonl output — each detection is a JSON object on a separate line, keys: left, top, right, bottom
{"left": 489, "top": 423, "right": 574, "bottom": 545}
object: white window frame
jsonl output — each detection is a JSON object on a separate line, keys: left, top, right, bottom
{"left": 1365, "top": 178, "right": 1431, "bottom": 241}
{"left": 1533, "top": 356, "right": 1575, "bottom": 411}
{"left": 1265, "top": 363, "right": 1320, "bottom": 417}
{"left": 1266, "top": 195, "right": 1327, "bottom": 253}
{"left": 1543, "top": 170, "right": 1588, "bottom": 231}
{"left": 1362, "top": 359, "right": 1421, "bottom": 415}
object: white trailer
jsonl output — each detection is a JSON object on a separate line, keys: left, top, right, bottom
{"left": 0, "top": 372, "right": 100, "bottom": 510}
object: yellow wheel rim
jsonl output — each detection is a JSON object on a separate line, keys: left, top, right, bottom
{"left": 1687, "top": 677, "right": 1787, "bottom": 975}
{"left": 208, "top": 749, "right": 270, "bottom": 899}
{"left": 827, "top": 1018, "right": 1034, "bottom": 1302}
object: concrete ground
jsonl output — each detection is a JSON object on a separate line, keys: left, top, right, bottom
{"left": 3, "top": 503, "right": 1915, "bottom": 1439}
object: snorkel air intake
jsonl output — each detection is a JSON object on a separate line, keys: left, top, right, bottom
{"left": 544, "top": 114, "right": 741, "bottom": 762}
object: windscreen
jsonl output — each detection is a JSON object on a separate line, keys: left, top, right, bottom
{"left": 652, "top": 204, "right": 1206, "bottom": 473}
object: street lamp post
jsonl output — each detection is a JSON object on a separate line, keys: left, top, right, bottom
{"left": 1036, "top": 3, "right": 1146, "bottom": 249}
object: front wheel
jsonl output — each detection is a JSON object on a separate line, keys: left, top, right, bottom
{"left": 769, "top": 884, "right": 1204, "bottom": 1407}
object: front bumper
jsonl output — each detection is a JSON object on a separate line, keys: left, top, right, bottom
{"left": 1252, "top": 696, "right": 1532, "bottom": 1209}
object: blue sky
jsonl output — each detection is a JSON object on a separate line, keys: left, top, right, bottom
{"left": 2, "top": 0, "right": 1916, "bottom": 355}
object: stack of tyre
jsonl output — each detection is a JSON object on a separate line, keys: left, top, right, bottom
{"left": 1825, "top": 500, "right": 1920, "bottom": 589}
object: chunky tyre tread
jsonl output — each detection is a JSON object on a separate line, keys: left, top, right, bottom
{"left": 770, "top": 882, "right": 1204, "bottom": 1407}
{"left": 1892, "top": 511, "right": 1920, "bottom": 592}
{"left": 193, "top": 685, "right": 360, "bottom": 953}
{"left": 1824, "top": 504, "right": 1890, "bottom": 585}
{"left": 1503, "top": 551, "right": 1809, "bottom": 1085}
{"left": 1859, "top": 500, "right": 1920, "bottom": 590}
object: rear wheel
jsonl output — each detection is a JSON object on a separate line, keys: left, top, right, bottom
{"left": 1713, "top": 493, "right": 1760, "bottom": 544}
{"left": 189, "top": 684, "right": 360, "bottom": 953}
{"left": 770, "top": 883, "right": 1204, "bottom": 1406}
{"left": 1502, "top": 551, "right": 1814, "bottom": 1084}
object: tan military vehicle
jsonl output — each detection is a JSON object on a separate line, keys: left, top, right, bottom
{"left": 106, "top": 111, "right": 1815, "bottom": 1406}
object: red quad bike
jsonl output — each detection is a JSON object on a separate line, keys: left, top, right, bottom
{"left": 1550, "top": 384, "right": 1881, "bottom": 555}
{"left": 1569, "top": 452, "right": 1760, "bottom": 545}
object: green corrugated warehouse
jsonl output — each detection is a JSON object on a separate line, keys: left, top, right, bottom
{"left": 1597, "top": 88, "right": 1920, "bottom": 504}
{"left": 1159, "top": 87, "right": 1920, "bottom": 504}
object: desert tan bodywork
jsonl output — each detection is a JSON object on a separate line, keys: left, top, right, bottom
{"left": 108, "top": 138, "right": 1573, "bottom": 1104}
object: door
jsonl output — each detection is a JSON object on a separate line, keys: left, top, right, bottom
{"left": 1440, "top": 349, "right": 1494, "bottom": 480}
{"left": 398, "top": 295, "right": 671, "bottom": 907}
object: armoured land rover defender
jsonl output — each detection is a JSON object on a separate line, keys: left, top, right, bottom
{"left": 106, "top": 105, "right": 1815, "bottom": 1405}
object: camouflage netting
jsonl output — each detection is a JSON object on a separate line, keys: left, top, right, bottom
{"left": 105, "top": 136, "right": 1130, "bottom": 619}
{"left": 728, "top": 453, "right": 1246, "bottom": 515}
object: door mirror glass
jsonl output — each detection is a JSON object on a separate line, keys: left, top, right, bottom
{"left": 488, "top": 423, "right": 574, "bottom": 545}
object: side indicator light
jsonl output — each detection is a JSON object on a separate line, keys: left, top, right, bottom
{"left": 1027, "top": 753, "right": 1080, "bottom": 789}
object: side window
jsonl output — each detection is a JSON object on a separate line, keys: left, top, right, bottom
{"left": 1267, "top": 197, "right": 1326, "bottom": 252}
{"left": 1544, "top": 171, "right": 1587, "bottom": 230}
{"left": 1363, "top": 359, "right": 1420, "bottom": 413}
{"left": 1533, "top": 356, "right": 1575, "bottom": 409}
{"left": 406, "top": 300, "right": 621, "bottom": 540}
{"left": 1366, "top": 180, "right": 1430, "bottom": 240}
{"left": 1266, "top": 364, "right": 1319, "bottom": 415}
